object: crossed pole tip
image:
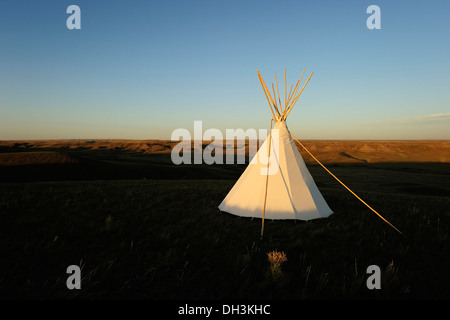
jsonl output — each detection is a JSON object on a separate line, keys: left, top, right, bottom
{"left": 257, "top": 68, "right": 313, "bottom": 122}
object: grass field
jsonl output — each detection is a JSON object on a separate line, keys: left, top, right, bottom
{"left": 0, "top": 140, "right": 449, "bottom": 299}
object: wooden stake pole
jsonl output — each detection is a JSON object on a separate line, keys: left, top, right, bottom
{"left": 284, "top": 69, "right": 305, "bottom": 116}
{"left": 289, "top": 132, "right": 403, "bottom": 236}
{"left": 298, "top": 68, "right": 306, "bottom": 87}
{"left": 275, "top": 73, "right": 282, "bottom": 111}
{"left": 286, "top": 84, "right": 293, "bottom": 112}
{"left": 285, "top": 72, "right": 313, "bottom": 119}
{"left": 271, "top": 83, "right": 281, "bottom": 117}
{"left": 286, "top": 80, "right": 300, "bottom": 113}
{"left": 257, "top": 72, "right": 277, "bottom": 120}
{"left": 284, "top": 68, "right": 287, "bottom": 114}
{"left": 257, "top": 70, "right": 279, "bottom": 117}
{"left": 261, "top": 119, "right": 274, "bottom": 240}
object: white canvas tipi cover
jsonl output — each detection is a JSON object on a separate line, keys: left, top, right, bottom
{"left": 219, "top": 120, "right": 333, "bottom": 220}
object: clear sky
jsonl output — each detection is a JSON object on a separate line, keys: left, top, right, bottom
{"left": 0, "top": 0, "right": 449, "bottom": 140}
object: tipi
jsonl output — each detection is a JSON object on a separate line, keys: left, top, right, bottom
{"left": 219, "top": 68, "right": 333, "bottom": 222}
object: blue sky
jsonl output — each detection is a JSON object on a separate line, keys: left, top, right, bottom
{"left": 0, "top": 0, "right": 449, "bottom": 139}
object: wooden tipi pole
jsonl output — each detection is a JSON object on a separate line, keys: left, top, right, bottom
{"left": 257, "top": 72, "right": 277, "bottom": 120}
{"left": 261, "top": 119, "right": 274, "bottom": 240}
{"left": 285, "top": 68, "right": 305, "bottom": 116}
{"left": 285, "top": 71, "right": 313, "bottom": 119}
{"left": 284, "top": 68, "right": 287, "bottom": 114}
{"left": 257, "top": 70, "right": 280, "bottom": 118}
{"left": 289, "top": 132, "right": 403, "bottom": 236}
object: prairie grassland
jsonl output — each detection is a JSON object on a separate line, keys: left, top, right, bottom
{"left": 0, "top": 140, "right": 449, "bottom": 299}
{"left": 0, "top": 177, "right": 449, "bottom": 299}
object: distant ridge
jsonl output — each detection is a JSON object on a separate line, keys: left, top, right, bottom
{"left": 0, "top": 152, "right": 79, "bottom": 166}
{"left": 0, "top": 139, "right": 448, "bottom": 164}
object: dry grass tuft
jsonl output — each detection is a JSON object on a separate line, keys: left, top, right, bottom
{"left": 267, "top": 250, "right": 287, "bottom": 278}
{"left": 267, "top": 250, "right": 287, "bottom": 264}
